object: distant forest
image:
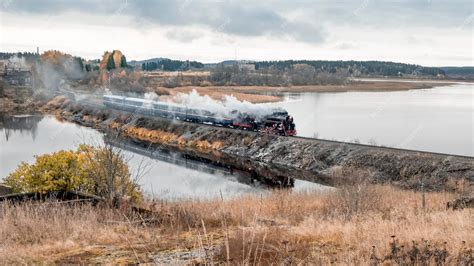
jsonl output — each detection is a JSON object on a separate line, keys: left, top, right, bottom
{"left": 139, "top": 58, "right": 447, "bottom": 77}
{"left": 141, "top": 59, "right": 204, "bottom": 71}
{"left": 440, "top": 67, "right": 474, "bottom": 79}
{"left": 254, "top": 60, "right": 445, "bottom": 77}
{"left": 0, "top": 52, "right": 39, "bottom": 61}
{"left": 3, "top": 52, "right": 472, "bottom": 79}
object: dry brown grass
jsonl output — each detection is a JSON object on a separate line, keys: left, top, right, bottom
{"left": 122, "top": 126, "right": 224, "bottom": 151}
{"left": 0, "top": 185, "right": 472, "bottom": 264}
{"left": 223, "top": 81, "right": 451, "bottom": 93}
{"left": 0, "top": 202, "right": 161, "bottom": 263}
{"left": 161, "top": 86, "right": 282, "bottom": 103}
{"left": 154, "top": 80, "right": 448, "bottom": 103}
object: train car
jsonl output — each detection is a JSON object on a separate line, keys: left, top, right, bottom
{"left": 103, "top": 95, "right": 125, "bottom": 107}
{"left": 103, "top": 95, "right": 296, "bottom": 136}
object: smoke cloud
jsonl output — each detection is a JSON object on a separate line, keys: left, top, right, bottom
{"left": 35, "top": 51, "right": 85, "bottom": 91}
{"left": 7, "top": 56, "right": 29, "bottom": 70}
{"left": 170, "top": 90, "right": 277, "bottom": 119}
{"left": 144, "top": 92, "right": 159, "bottom": 101}
{"left": 35, "top": 61, "right": 65, "bottom": 91}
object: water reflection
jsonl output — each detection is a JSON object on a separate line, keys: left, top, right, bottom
{"left": 274, "top": 84, "right": 474, "bottom": 156}
{"left": 0, "top": 114, "right": 43, "bottom": 141}
{"left": 0, "top": 115, "right": 100, "bottom": 178}
{"left": 105, "top": 136, "right": 328, "bottom": 200}
{"left": 0, "top": 115, "right": 327, "bottom": 200}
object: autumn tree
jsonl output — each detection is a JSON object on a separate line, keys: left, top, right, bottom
{"left": 4, "top": 144, "right": 142, "bottom": 205}
{"left": 4, "top": 150, "right": 92, "bottom": 194}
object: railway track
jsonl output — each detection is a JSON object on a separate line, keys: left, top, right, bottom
{"left": 75, "top": 94, "right": 473, "bottom": 160}
{"left": 290, "top": 135, "right": 474, "bottom": 160}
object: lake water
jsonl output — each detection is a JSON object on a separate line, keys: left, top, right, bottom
{"left": 0, "top": 115, "right": 324, "bottom": 200}
{"left": 1, "top": 84, "right": 472, "bottom": 198}
{"left": 274, "top": 84, "right": 473, "bottom": 156}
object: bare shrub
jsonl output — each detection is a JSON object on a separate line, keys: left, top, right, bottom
{"left": 162, "top": 76, "right": 181, "bottom": 88}
{"left": 324, "top": 169, "right": 381, "bottom": 219}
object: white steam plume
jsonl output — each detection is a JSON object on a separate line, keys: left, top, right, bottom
{"left": 171, "top": 90, "right": 277, "bottom": 119}
{"left": 144, "top": 92, "right": 159, "bottom": 100}
{"left": 7, "top": 55, "right": 29, "bottom": 70}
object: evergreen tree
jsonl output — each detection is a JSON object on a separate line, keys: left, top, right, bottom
{"left": 120, "top": 55, "right": 127, "bottom": 68}
{"left": 106, "top": 55, "right": 115, "bottom": 71}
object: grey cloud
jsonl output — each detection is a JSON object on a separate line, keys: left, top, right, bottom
{"left": 283, "top": 22, "right": 326, "bottom": 43}
{"left": 165, "top": 29, "right": 202, "bottom": 42}
{"left": 2, "top": 0, "right": 472, "bottom": 44}
{"left": 335, "top": 42, "right": 358, "bottom": 50}
{"left": 308, "top": 0, "right": 473, "bottom": 28}
{"left": 2, "top": 0, "right": 327, "bottom": 44}
{"left": 129, "top": 1, "right": 326, "bottom": 43}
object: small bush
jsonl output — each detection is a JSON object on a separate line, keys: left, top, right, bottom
{"left": 4, "top": 144, "right": 141, "bottom": 204}
{"left": 324, "top": 169, "right": 381, "bottom": 218}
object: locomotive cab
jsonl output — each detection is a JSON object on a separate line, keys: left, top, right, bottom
{"left": 284, "top": 115, "right": 296, "bottom": 135}
{"left": 260, "top": 114, "right": 297, "bottom": 136}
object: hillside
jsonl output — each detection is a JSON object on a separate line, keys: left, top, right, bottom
{"left": 440, "top": 66, "right": 474, "bottom": 79}
{"left": 253, "top": 60, "right": 445, "bottom": 77}
{"left": 134, "top": 57, "right": 446, "bottom": 78}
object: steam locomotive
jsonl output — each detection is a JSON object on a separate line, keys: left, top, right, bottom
{"left": 103, "top": 95, "right": 296, "bottom": 136}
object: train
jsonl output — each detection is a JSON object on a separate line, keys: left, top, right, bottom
{"left": 103, "top": 95, "right": 297, "bottom": 136}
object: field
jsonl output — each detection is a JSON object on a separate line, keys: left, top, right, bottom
{"left": 1, "top": 184, "right": 472, "bottom": 264}
{"left": 158, "top": 80, "right": 452, "bottom": 103}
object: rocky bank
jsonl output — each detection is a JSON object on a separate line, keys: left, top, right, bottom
{"left": 43, "top": 96, "right": 474, "bottom": 192}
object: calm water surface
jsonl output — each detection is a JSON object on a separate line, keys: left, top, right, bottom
{"left": 0, "top": 116, "right": 324, "bottom": 199}
{"left": 274, "top": 84, "right": 473, "bottom": 156}
{"left": 1, "top": 84, "right": 471, "bottom": 198}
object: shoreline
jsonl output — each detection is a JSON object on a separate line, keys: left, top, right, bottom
{"left": 163, "top": 80, "right": 453, "bottom": 103}
{"left": 39, "top": 97, "right": 473, "bottom": 192}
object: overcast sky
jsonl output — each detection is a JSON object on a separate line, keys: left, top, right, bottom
{"left": 0, "top": 0, "right": 472, "bottom": 66}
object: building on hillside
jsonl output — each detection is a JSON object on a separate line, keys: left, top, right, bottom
{"left": 238, "top": 62, "right": 255, "bottom": 71}
{"left": 3, "top": 67, "right": 32, "bottom": 86}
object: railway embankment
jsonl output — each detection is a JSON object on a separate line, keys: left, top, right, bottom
{"left": 43, "top": 96, "right": 474, "bottom": 192}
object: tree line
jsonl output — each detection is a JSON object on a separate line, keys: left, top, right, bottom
{"left": 1, "top": 52, "right": 446, "bottom": 77}
{"left": 254, "top": 60, "right": 445, "bottom": 77}
{"left": 210, "top": 63, "right": 349, "bottom": 86}
{"left": 140, "top": 58, "right": 445, "bottom": 77}
{"left": 141, "top": 59, "right": 204, "bottom": 71}
{"left": 0, "top": 52, "right": 40, "bottom": 61}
